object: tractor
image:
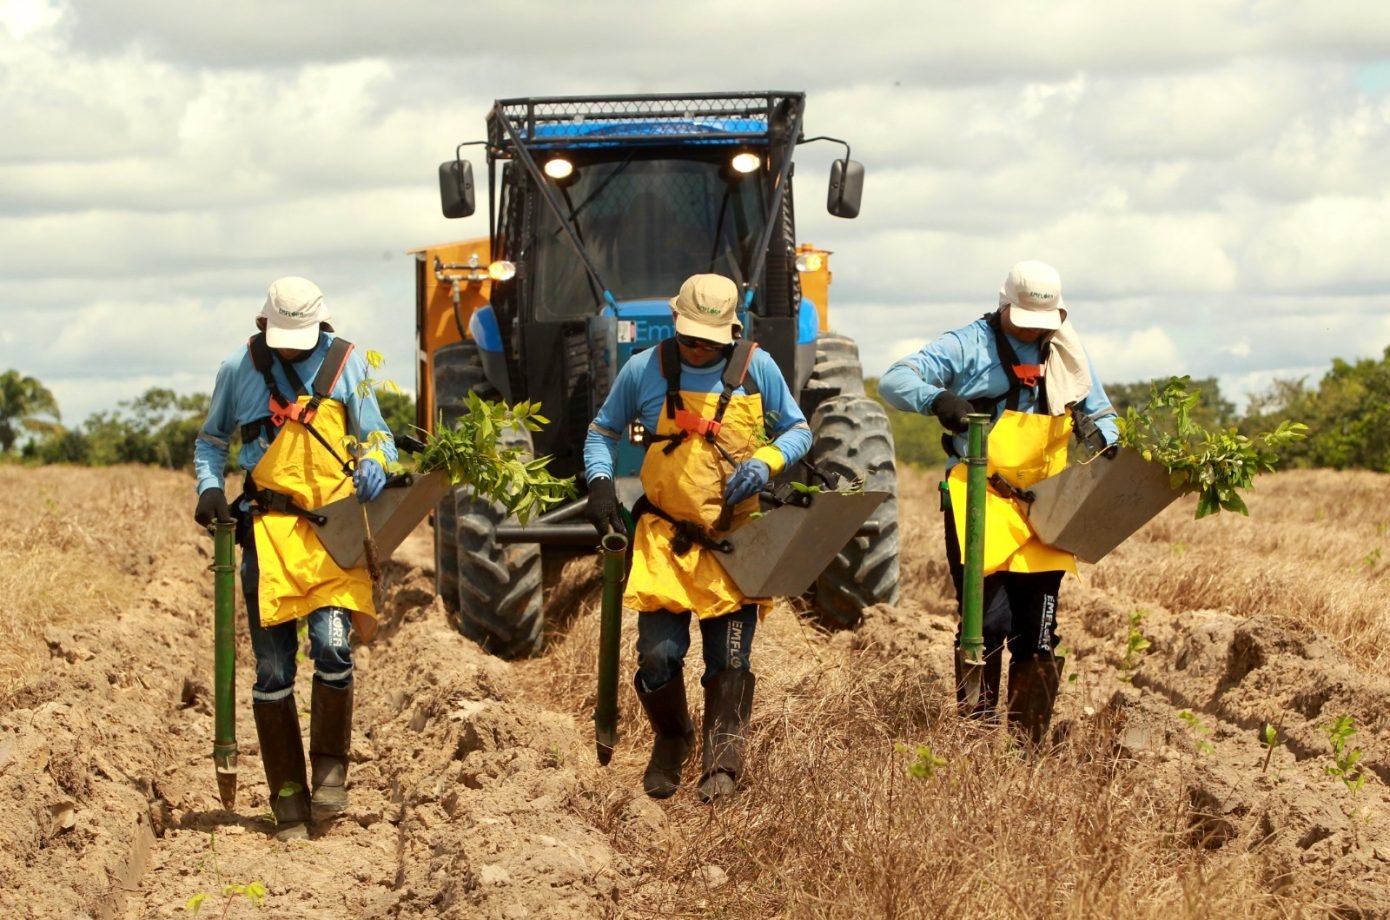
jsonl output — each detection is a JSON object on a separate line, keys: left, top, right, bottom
{"left": 414, "top": 92, "right": 899, "bottom": 658}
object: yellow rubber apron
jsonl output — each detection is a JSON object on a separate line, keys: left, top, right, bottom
{"left": 625, "top": 390, "right": 775, "bottom": 619}
{"left": 947, "top": 409, "right": 1076, "bottom": 576}
{"left": 249, "top": 398, "right": 378, "bottom": 640}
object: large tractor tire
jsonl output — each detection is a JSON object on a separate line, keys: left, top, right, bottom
{"left": 806, "top": 330, "right": 866, "bottom": 398}
{"left": 432, "top": 341, "right": 544, "bottom": 659}
{"left": 807, "top": 394, "right": 901, "bottom": 630}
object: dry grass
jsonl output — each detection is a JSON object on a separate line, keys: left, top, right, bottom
{"left": 1090, "top": 468, "right": 1390, "bottom": 670}
{"left": 0, "top": 462, "right": 194, "bottom": 705}
{"left": 524, "top": 505, "right": 1292, "bottom": 918}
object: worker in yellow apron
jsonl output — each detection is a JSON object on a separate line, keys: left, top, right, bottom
{"left": 583, "top": 275, "right": 812, "bottom": 802}
{"left": 193, "top": 278, "right": 396, "bottom": 839}
{"left": 878, "top": 261, "right": 1119, "bottom": 750}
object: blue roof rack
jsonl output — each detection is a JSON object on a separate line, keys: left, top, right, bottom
{"left": 486, "top": 92, "right": 804, "bottom": 153}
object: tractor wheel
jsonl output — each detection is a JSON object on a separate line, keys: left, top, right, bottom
{"left": 806, "top": 330, "right": 866, "bottom": 398}
{"left": 432, "top": 341, "right": 544, "bottom": 658}
{"left": 807, "top": 394, "right": 900, "bottom": 630}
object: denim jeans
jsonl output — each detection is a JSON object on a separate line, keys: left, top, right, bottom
{"left": 635, "top": 605, "right": 758, "bottom": 692}
{"left": 239, "top": 516, "right": 354, "bottom": 702}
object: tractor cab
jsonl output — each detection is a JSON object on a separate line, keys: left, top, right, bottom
{"left": 422, "top": 93, "right": 894, "bottom": 658}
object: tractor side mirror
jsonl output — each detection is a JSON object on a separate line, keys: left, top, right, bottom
{"left": 827, "top": 158, "right": 864, "bottom": 219}
{"left": 439, "top": 159, "right": 476, "bottom": 219}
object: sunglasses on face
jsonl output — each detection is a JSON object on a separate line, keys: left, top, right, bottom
{"left": 676, "top": 334, "right": 726, "bottom": 352}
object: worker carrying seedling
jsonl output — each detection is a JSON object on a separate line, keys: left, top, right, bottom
{"left": 583, "top": 273, "right": 812, "bottom": 802}
{"left": 879, "top": 261, "right": 1118, "bottom": 750}
{"left": 192, "top": 277, "right": 397, "bottom": 840}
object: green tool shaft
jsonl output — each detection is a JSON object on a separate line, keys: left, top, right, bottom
{"left": 960, "top": 414, "right": 990, "bottom": 665}
{"left": 212, "top": 521, "right": 238, "bottom": 808}
{"left": 594, "top": 531, "right": 628, "bottom": 765}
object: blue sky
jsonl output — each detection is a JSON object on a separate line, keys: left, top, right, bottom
{"left": 2, "top": 0, "right": 1388, "bottom": 427}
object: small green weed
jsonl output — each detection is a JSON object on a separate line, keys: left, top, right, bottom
{"left": 896, "top": 743, "right": 947, "bottom": 780}
{"left": 1177, "top": 710, "right": 1214, "bottom": 756}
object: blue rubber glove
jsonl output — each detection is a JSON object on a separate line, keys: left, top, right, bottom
{"left": 724, "top": 458, "right": 771, "bottom": 505}
{"left": 353, "top": 458, "right": 386, "bottom": 503}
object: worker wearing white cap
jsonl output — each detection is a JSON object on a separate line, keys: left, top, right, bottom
{"left": 879, "top": 260, "right": 1118, "bottom": 751}
{"left": 192, "top": 276, "right": 397, "bottom": 838}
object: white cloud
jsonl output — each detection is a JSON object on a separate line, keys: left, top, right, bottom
{"left": 2, "top": 0, "right": 1389, "bottom": 434}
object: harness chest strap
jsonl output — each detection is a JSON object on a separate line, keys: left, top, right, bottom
{"left": 240, "top": 334, "right": 355, "bottom": 468}
{"left": 943, "top": 313, "right": 1054, "bottom": 460}
{"left": 652, "top": 337, "right": 759, "bottom": 454}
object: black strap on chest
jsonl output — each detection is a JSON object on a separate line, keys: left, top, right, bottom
{"left": 649, "top": 337, "right": 759, "bottom": 455}
{"left": 943, "top": 314, "right": 1055, "bottom": 459}
{"left": 984, "top": 311, "right": 1051, "bottom": 413}
{"left": 240, "top": 333, "right": 356, "bottom": 471}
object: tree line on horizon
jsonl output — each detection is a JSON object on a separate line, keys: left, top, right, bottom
{"left": 2, "top": 347, "right": 1388, "bottom": 473}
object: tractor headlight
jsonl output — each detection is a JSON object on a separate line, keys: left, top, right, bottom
{"left": 543, "top": 157, "right": 574, "bottom": 180}
{"left": 488, "top": 260, "right": 517, "bottom": 281}
{"left": 794, "top": 251, "right": 824, "bottom": 273}
{"left": 730, "top": 152, "right": 761, "bottom": 174}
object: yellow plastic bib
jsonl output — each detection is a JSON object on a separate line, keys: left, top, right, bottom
{"left": 249, "top": 398, "right": 378, "bottom": 639}
{"left": 625, "top": 390, "right": 768, "bottom": 619}
{"left": 947, "top": 410, "right": 1076, "bottom": 576}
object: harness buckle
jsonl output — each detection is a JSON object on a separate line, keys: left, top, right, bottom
{"left": 674, "top": 407, "right": 721, "bottom": 439}
{"left": 1012, "top": 364, "right": 1045, "bottom": 388}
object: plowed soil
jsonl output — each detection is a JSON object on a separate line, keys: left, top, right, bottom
{"left": 2, "top": 463, "right": 1388, "bottom": 918}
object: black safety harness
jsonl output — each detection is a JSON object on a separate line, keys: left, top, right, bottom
{"left": 237, "top": 332, "right": 356, "bottom": 527}
{"left": 632, "top": 337, "right": 761, "bottom": 556}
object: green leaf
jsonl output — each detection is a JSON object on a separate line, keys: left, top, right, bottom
{"left": 186, "top": 892, "right": 208, "bottom": 916}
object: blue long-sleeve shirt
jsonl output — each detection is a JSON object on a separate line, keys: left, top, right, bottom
{"left": 193, "top": 332, "right": 398, "bottom": 494}
{"left": 878, "top": 318, "right": 1118, "bottom": 467}
{"left": 583, "top": 346, "right": 812, "bottom": 482}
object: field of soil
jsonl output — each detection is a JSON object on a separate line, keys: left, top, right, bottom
{"left": 2, "top": 462, "right": 1389, "bottom": 918}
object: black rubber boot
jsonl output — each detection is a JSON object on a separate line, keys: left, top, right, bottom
{"left": 954, "top": 645, "right": 1004, "bottom": 720}
{"left": 253, "top": 697, "right": 311, "bottom": 840}
{"left": 1007, "top": 656, "right": 1064, "bottom": 753}
{"left": 697, "top": 670, "right": 755, "bottom": 804}
{"left": 636, "top": 673, "right": 695, "bottom": 799}
{"left": 309, "top": 680, "right": 352, "bottom": 812}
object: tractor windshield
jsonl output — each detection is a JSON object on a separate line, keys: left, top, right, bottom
{"left": 529, "top": 156, "right": 766, "bottom": 318}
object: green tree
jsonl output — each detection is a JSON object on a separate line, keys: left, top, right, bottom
{"left": 64, "top": 388, "right": 210, "bottom": 469}
{"left": 1242, "top": 348, "right": 1390, "bottom": 471}
{"left": 0, "top": 370, "right": 61, "bottom": 453}
{"left": 376, "top": 389, "right": 417, "bottom": 439}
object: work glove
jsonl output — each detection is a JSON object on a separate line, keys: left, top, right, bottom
{"left": 931, "top": 390, "right": 973, "bottom": 434}
{"left": 353, "top": 458, "right": 386, "bottom": 504}
{"left": 724, "top": 458, "right": 771, "bottom": 505}
{"left": 585, "top": 477, "right": 627, "bottom": 537}
{"left": 194, "top": 487, "right": 230, "bottom": 527}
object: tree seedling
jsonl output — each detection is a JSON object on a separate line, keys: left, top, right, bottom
{"left": 1177, "top": 710, "right": 1214, "bottom": 756}
{"left": 1260, "top": 721, "right": 1282, "bottom": 774}
{"left": 1326, "top": 714, "right": 1365, "bottom": 794}
{"left": 1115, "top": 375, "right": 1307, "bottom": 519}
{"left": 1119, "top": 609, "right": 1151, "bottom": 682}
{"left": 184, "top": 831, "right": 268, "bottom": 917}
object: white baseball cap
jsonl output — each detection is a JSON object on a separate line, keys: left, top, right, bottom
{"left": 261, "top": 277, "right": 331, "bottom": 350}
{"left": 998, "top": 261, "right": 1066, "bottom": 331}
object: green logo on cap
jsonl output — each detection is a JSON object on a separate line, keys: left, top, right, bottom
{"left": 695, "top": 301, "right": 722, "bottom": 316}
